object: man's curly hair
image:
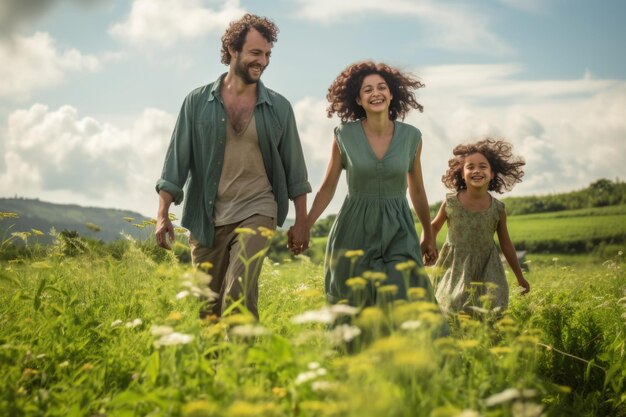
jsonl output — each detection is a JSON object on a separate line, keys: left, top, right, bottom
{"left": 326, "top": 61, "right": 424, "bottom": 123}
{"left": 220, "top": 14, "right": 278, "bottom": 65}
{"left": 442, "top": 138, "right": 525, "bottom": 193}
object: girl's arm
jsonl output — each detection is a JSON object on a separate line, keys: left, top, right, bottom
{"left": 497, "top": 210, "right": 530, "bottom": 294}
{"left": 431, "top": 200, "right": 448, "bottom": 239}
{"left": 408, "top": 142, "right": 437, "bottom": 265}
{"left": 306, "top": 137, "right": 343, "bottom": 229}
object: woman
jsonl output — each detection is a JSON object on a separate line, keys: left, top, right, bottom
{"left": 305, "top": 61, "right": 437, "bottom": 306}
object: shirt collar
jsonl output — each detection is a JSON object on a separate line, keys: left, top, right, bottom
{"left": 209, "top": 72, "right": 272, "bottom": 106}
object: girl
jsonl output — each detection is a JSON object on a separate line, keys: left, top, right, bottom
{"left": 304, "top": 61, "right": 438, "bottom": 306}
{"left": 431, "top": 138, "right": 530, "bottom": 315}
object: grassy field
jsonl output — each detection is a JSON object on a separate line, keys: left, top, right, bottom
{"left": 0, "top": 220, "right": 625, "bottom": 417}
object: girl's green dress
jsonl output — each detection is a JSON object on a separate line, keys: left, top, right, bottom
{"left": 433, "top": 192, "right": 509, "bottom": 314}
{"left": 324, "top": 120, "right": 435, "bottom": 305}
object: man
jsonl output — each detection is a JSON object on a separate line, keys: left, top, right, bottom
{"left": 155, "top": 14, "right": 311, "bottom": 320}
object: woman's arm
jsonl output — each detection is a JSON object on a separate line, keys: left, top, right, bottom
{"left": 307, "top": 137, "right": 343, "bottom": 228}
{"left": 408, "top": 142, "right": 437, "bottom": 265}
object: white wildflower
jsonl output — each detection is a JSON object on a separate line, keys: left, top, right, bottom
{"left": 485, "top": 388, "right": 537, "bottom": 407}
{"left": 110, "top": 319, "right": 124, "bottom": 328}
{"left": 126, "top": 318, "right": 143, "bottom": 328}
{"left": 307, "top": 361, "right": 321, "bottom": 370}
{"left": 176, "top": 290, "right": 190, "bottom": 300}
{"left": 330, "top": 324, "right": 361, "bottom": 344}
{"left": 229, "top": 324, "right": 270, "bottom": 337}
{"left": 295, "top": 370, "right": 319, "bottom": 385}
{"left": 312, "top": 380, "right": 335, "bottom": 391}
{"left": 292, "top": 305, "right": 358, "bottom": 324}
{"left": 154, "top": 332, "right": 194, "bottom": 348}
{"left": 400, "top": 320, "right": 422, "bottom": 330}
{"left": 150, "top": 325, "right": 174, "bottom": 336}
{"left": 455, "top": 410, "right": 482, "bottom": 417}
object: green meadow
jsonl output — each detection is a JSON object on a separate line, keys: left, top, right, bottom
{"left": 0, "top": 209, "right": 625, "bottom": 417}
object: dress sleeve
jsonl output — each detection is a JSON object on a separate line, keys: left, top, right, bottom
{"left": 408, "top": 126, "right": 422, "bottom": 173}
{"left": 334, "top": 125, "right": 347, "bottom": 169}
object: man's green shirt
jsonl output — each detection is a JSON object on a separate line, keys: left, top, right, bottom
{"left": 157, "top": 73, "right": 311, "bottom": 247}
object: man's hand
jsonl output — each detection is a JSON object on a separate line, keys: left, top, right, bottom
{"left": 287, "top": 221, "right": 310, "bottom": 255}
{"left": 155, "top": 213, "right": 175, "bottom": 250}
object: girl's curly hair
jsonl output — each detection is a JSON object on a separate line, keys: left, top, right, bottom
{"left": 442, "top": 138, "right": 525, "bottom": 193}
{"left": 326, "top": 61, "right": 424, "bottom": 123}
{"left": 220, "top": 14, "right": 278, "bottom": 65}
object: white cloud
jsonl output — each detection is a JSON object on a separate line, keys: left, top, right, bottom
{"left": 109, "top": 0, "right": 246, "bottom": 47}
{"left": 0, "top": 104, "right": 175, "bottom": 217}
{"left": 292, "top": 0, "right": 511, "bottom": 54}
{"left": 0, "top": 31, "right": 117, "bottom": 100}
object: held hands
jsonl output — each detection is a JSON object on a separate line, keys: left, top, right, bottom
{"left": 420, "top": 235, "right": 438, "bottom": 266}
{"left": 155, "top": 213, "right": 175, "bottom": 250}
{"left": 287, "top": 221, "right": 310, "bottom": 255}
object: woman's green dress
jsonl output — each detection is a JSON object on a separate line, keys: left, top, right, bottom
{"left": 325, "top": 120, "right": 435, "bottom": 305}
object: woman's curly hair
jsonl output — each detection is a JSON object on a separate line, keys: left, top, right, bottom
{"left": 442, "top": 138, "right": 525, "bottom": 193}
{"left": 220, "top": 14, "right": 278, "bottom": 65}
{"left": 326, "top": 61, "right": 424, "bottom": 123}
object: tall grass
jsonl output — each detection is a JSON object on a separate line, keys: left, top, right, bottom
{"left": 0, "top": 222, "right": 624, "bottom": 416}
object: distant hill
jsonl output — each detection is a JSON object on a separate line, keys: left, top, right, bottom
{"left": 0, "top": 198, "right": 154, "bottom": 243}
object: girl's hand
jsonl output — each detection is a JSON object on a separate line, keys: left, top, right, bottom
{"left": 517, "top": 277, "right": 530, "bottom": 295}
{"left": 421, "top": 239, "right": 438, "bottom": 266}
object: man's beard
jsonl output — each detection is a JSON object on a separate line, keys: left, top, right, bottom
{"left": 235, "top": 54, "right": 264, "bottom": 85}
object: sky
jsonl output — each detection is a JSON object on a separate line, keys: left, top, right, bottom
{"left": 1, "top": 0, "right": 625, "bottom": 221}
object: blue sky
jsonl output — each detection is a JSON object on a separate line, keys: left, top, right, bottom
{"left": 1, "top": 0, "right": 625, "bottom": 220}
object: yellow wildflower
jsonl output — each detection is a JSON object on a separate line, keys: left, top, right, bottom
{"left": 363, "top": 271, "right": 387, "bottom": 282}
{"left": 30, "top": 228, "right": 45, "bottom": 236}
{"left": 345, "top": 249, "right": 364, "bottom": 259}
{"left": 175, "top": 227, "right": 188, "bottom": 234}
{"left": 408, "top": 287, "right": 427, "bottom": 301}
{"left": 457, "top": 339, "right": 480, "bottom": 349}
{"left": 168, "top": 213, "right": 178, "bottom": 221}
{"left": 167, "top": 311, "right": 182, "bottom": 321}
{"left": 395, "top": 260, "right": 417, "bottom": 271}
{"left": 272, "top": 387, "right": 287, "bottom": 398}
{"left": 346, "top": 277, "right": 367, "bottom": 290}
{"left": 234, "top": 227, "right": 257, "bottom": 236}
{"left": 181, "top": 400, "right": 218, "bottom": 417}
{"left": 123, "top": 216, "right": 134, "bottom": 222}
{"left": 257, "top": 226, "right": 276, "bottom": 238}
{"left": 489, "top": 346, "right": 513, "bottom": 355}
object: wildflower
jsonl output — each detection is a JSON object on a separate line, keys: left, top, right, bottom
{"left": 516, "top": 335, "right": 540, "bottom": 344}
{"left": 81, "top": 363, "right": 94, "bottom": 372}
{"left": 295, "top": 365, "right": 327, "bottom": 385}
{"left": 618, "top": 251, "right": 623, "bottom": 256}
{"left": 345, "top": 249, "right": 364, "bottom": 259}
{"left": 400, "top": 320, "right": 422, "bottom": 330}
{"left": 154, "top": 332, "right": 194, "bottom": 347}
{"left": 377, "top": 284, "right": 398, "bottom": 296}
{"left": 150, "top": 325, "right": 174, "bottom": 336}
{"left": 167, "top": 311, "right": 182, "bottom": 321}
{"left": 181, "top": 400, "right": 217, "bottom": 417}
{"left": 126, "top": 318, "right": 143, "bottom": 328}
{"left": 257, "top": 226, "right": 275, "bottom": 238}
{"left": 31, "top": 228, "right": 45, "bottom": 236}
{"left": 511, "top": 401, "right": 544, "bottom": 417}
{"left": 176, "top": 290, "right": 190, "bottom": 300}
{"left": 307, "top": 362, "right": 321, "bottom": 370}
{"left": 408, "top": 287, "right": 427, "bottom": 300}
{"left": 229, "top": 324, "right": 270, "bottom": 337}
{"left": 329, "top": 324, "right": 362, "bottom": 343}
{"left": 311, "top": 380, "right": 335, "bottom": 391}
{"left": 235, "top": 227, "right": 256, "bottom": 235}
{"left": 174, "top": 227, "right": 188, "bottom": 234}
{"left": 168, "top": 213, "right": 178, "bottom": 221}
{"left": 123, "top": 217, "right": 135, "bottom": 223}
{"left": 226, "top": 401, "right": 278, "bottom": 417}
{"left": 363, "top": 271, "right": 387, "bottom": 282}
{"left": 489, "top": 346, "right": 513, "bottom": 355}
{"left": 484, "top": 388, "right": 537, "bottom": 407}
{"left": 58, "top": 361, "right": 70, "bottom": 368}
{"left": 457, "top": 339, "right": 479, "bottom": 349}
{"left": 0, "top": 212, "right": 19, "bottom": 220}
{"left": 272, "top": 387, "right": 287, "bottom": 398}
{"left": 346, "top": 276, "right": 367, "bottom": 290}
{"left": 199, "top": 261, "right": 213, "bottom": 271}
{"left": 292, "top": 305, "right": 357, "bottom": 324}
{"left": 110, "top": 319, "right": 124, "bottom": 328}
{"left": 392, "top": 350, "right": 433, "bottom": 372}
{"left": 395, "top": 260, "right": 417, "bottom": 271}
{"left": 552, "top": 257, "right": 559, "bottom": 262}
